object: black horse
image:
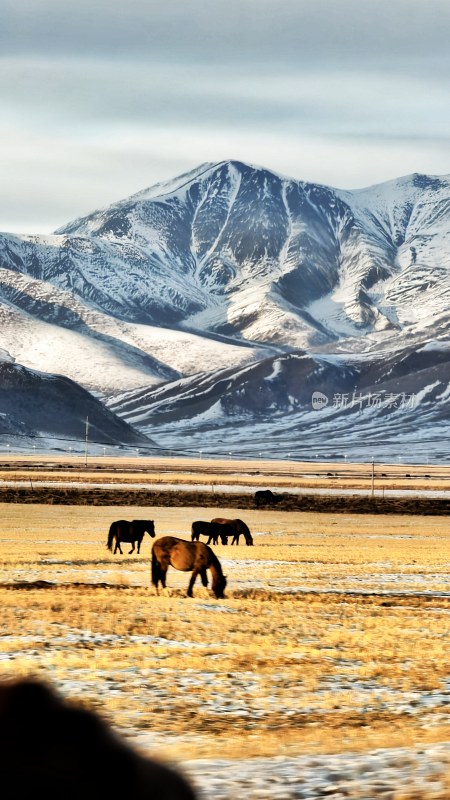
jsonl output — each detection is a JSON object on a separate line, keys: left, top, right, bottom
{"left": 151, "top": 536, "right": 227, "bottom": 599}
{"left": 106, "top": 519, "right": 155, "bottom": 555}
{"left": 255, "top": 489, "right": 278, "bottom": 508}
{"left": 210, "top": 517, "right": 253, "bottom": 545}
{"left": 191, "top": 520, "right": 232, "bottom": 545}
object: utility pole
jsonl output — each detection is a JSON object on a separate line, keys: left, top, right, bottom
{"left": 371, "top": 457, "right": 375, "bottom": 498}
{"left": 84, "top": 416, "right": 89, "bottom": 467}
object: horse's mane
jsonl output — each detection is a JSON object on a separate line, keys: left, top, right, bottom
{"left": 205, "top": 544, "right": 227, "bottom": 596}
{"left": 205, "top": 544, "right": 225, "bottom": 579}
{"left": 205, "top": 544, "right": 225, "bottom": 576}
{"left": 235, "top": 518, "right": 251, "bottom": 534}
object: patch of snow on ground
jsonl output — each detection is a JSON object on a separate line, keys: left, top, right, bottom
{"left": 177, "top": 744, "right": 450, "bottom": 800}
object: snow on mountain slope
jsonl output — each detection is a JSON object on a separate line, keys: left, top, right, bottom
{"left": 0, "top": 264, "right": 265, "bottom": 393}
{"left": 107, "top": 341, "right": 450, "bottom": 461}
{"left": 335, "top": 173, "right": 450, "bottom": 332}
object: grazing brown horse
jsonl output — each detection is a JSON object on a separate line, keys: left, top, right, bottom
{"left": 151, "top": 536, "right": 227, "bottom": 598}
{"left": 106, "top": 519, "right": 155, "bottom": 555}
{"left": 211, "top": 517, "right": 253, "bottom": 546}
{"left": 191, "top": 520, "right": 233, "bottom": 545}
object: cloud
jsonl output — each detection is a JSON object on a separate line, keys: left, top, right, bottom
{"left": 3, "top": 1, "right": 450, "bottom": 65}
{"left": 3, "top": 56, "right": 449, "bottom": 138}
{"left": 2, "top": 1, "right": 450, "bottom": 232}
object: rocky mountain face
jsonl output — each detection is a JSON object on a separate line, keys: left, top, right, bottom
{"left": 0, "top": 356, "right": 150, "bottom": 447}
{"left": 1, "top": 161, "right": 449, "bottom": 459}
{"left": 106, "top": 340, "right": 450, "bottom": 462}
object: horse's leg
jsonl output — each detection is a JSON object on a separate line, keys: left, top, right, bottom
{"left": 114, "top": 538, "right": 122, "bottom": 554}
{"left": 200, "top": 567, "right": 208, "bottom": 587}
{"left": 129, "top": 542, "right": 135, "bottom": 554}
{"left": 152, "top": 552, "right": 165, "bottom": 593}
{"left": 187, "top": 569, "right": 199, "bottom": 598}
{"left": 153, "top": 566, "right": 168, "bottom": 593}
{"left": 160, "top": 566, "right": 167, "bottom": 588}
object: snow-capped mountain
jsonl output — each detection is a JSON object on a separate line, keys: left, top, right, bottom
{"left": 1, "top": 161, "right": 450, "bottom": 458}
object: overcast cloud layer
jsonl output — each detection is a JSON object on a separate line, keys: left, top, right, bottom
{"left": 2, "top": 1, "right": 450, "bottom": 233}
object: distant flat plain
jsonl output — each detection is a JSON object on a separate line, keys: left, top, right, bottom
{"left": 0, "top": 454, "right": 449, "bottom": 493}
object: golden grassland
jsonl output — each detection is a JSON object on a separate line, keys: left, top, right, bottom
{"left": 0, "top": 501, "right": 449, "bottom": 781}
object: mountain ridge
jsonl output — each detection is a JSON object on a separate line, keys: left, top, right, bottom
{"left": 1, "top": 160, "right": 450, "bottom": 458}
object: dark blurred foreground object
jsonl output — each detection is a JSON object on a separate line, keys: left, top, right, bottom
{"left": 0, "top": 677, "right": 197, "bottom": 800}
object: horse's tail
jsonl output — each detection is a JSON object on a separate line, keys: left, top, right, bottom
{"left": 106, "top": 522, "right": 116, "bottom": 552}
{"left": 210, "top": 522, "right": 227, "bottom": 545}
{"left": 191, "top": 522, "right": 202, "bottom": 541}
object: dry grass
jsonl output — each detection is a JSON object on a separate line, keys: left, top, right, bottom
{"left": 0, "top": 501, "right": 449, "bottom": 776}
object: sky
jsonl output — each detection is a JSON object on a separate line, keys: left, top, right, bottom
{"left": 2, "top": 0, "right": 450, "bottom": 234}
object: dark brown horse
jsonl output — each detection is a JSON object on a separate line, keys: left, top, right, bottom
{"left": 106, "top": 519, "right": 155, "bottom": 555}
{"left": 151, "top": 536, "right": 227, "bottom": 598}
{"left": 255, "top": 489, "right": 279, "bottom": 507}
{"left": 211, "top": 517, "right": 253, "bottom": 546}
{"left": 191, "top": 520, "right": 233, "bottom": 545}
